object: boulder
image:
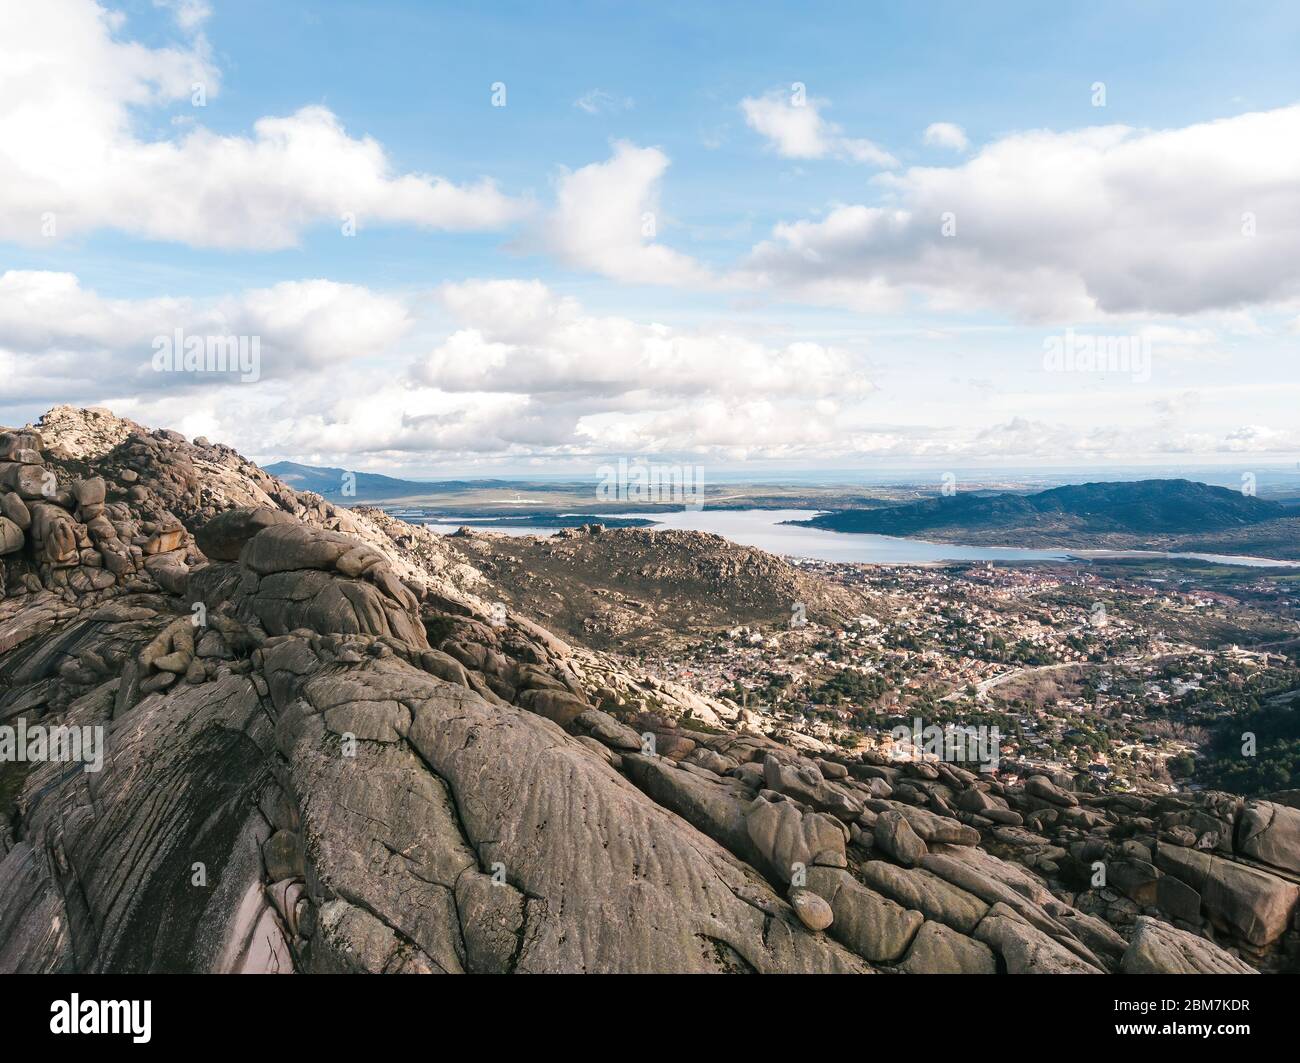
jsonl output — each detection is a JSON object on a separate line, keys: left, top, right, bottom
{"left": 866, "top": 799, "right": 981, "bottom": 846}
{"left": 622, "top": 753, "right": 757, "bottom": 865}
{"left": 28, "top": 504, "right": 78, "bottom": 566}
{"left": 1236, "top": 800, "right": 1300, "bottom": 876}
{"left": 763, "top": 754, "right": 861, "bottom": 818}
{"left": 1, "top": 463, "right": 52, "bottom": 501}
{"left": 856, "top": 859, "right": 988, "bottom": 933}
{"left": 684, "top": 747, "right": 740, "bottom": 775}
{"left": 1121, "top": 916, "right": 1256, "bottom": 975}
{"left": 575, "top": 709, "right": 642, "bottom": 752}
{"left": 974, "top": 903, "right": 1103, "bottom": 974}
{"left": 790, "top": 889, "right": 833, "bottom": 932}
{"left": 804, "top": 865, "right": 922, "bottom": 964}
{"left": 1109, "top": 858, "right": 1160, "bottom": 906}
{"left": 240, "top": 522, "right": 359, "bottom": 574}
{"left": 418, "top": 649, "right": 470, "bottom": 686}
{"left": 1156, "top": 872, "right": 1202, "bottom": 924}
{"left": 899, "top": 919, "right": 997, "bottom": 974}
{"left": 144, "top": 528, "right": 185, "bottom": 555}
{"left": 957, "top": 786, "right": 1001, "bottom": 813}
{"left": 0, "top": 517, "right": 22, "bottom": 556}
{"left": 144, "top": 552, "right": 190, "bottom": 595}
{"left": 71, "top": 477, "right": 106, "bottom": 508}
{"left": 1023, "top": 775, "right": 1078, "bottom": 807}
{"left": 1155, "top": 842, "right": 1299, "bottom": 947}
{"left": 745, "top": 797, "right": 847, "bottom": 883}
{"left": 0, "top": 430, "right": 43, "bottom": 462}
{"left": 517, "top": 688, "right": 590, "bottom": 728}
{"left": 874, "top": 810, "right": 927, "bottom": 867}
{"left": 235, "top": 566, "right": 426, "bottom": 646}
{"left": 0, "top": 491, "right": 30, "bottom": 531}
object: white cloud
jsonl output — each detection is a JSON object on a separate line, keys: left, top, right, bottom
{"left": 227, "top": 384, "right": 565, "bottom": 461}
{"left": 539, "top": 142, "right": 712, "bottom": 285}
{"left": 0, "top": 270, "right": 411, "bottom": 405}
{"left": 8, "top": 269, "right": 1293, "bottom": 466}
{"left": 416, "top": 279, "right": 867, "bottom": 402}
{"left": 573, "top": 89, "right": 633, "bottom": 115}
{"left": 581, "top": 398, "right": 858, "bottom": 460}
{"left": 153, "top": 0, "right": 211, "bottom": 31}
{"left": 742, "top": 105, "right": 1300, "bottom": 320}
{"left": 923, "top": 122, "right": 968, "bottom": 152}
{"left": 98, "top": 377, "right": 1300, "bottom": 468}
{"left": 0, "top": 270, "right": 881, "bottom": 463}
{"left": 1216, "top": 424, "right": 1300, "bottom": 452}
{"left": 740, "top": 91, "right": 897, "bottom": 167}
{"left": 0, "top": 0, "right": 526, "bottom": 248}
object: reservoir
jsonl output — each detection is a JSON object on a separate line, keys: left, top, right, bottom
{"left": 406, "top": 507, "right": 1300, "bottom": 568}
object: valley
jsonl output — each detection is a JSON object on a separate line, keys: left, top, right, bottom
{"left": 2, "top": 408, "right": 1299, "bottom": 976}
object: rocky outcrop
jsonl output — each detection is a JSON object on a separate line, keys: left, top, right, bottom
{"left": 442, "top": 521, "right": 867, "bottom": 653}
{"left": 1153, "top": 842, "right": 1299, "bottom": 949}
{"left": 1237, "top": 800, "right": 1300, "bottom": 876}
{"left": 1, "top": 407, "right": 1297, "bottom": 974}
{"left": 1122, "top": 916, "right": 1258, "bottom": 975}
{"left": 1, "top": 517, "right": 867, "bottom": 972}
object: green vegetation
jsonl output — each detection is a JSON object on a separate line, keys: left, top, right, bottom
{"left": 1199, "top": 695, "right": 1300, "bottom": 796}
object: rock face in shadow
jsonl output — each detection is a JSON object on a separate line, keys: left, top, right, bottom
{"left": 1, "top": 407, "right": 1297, "bottom": 974}
{"left": 0, "top": 507, "right": 865, "bottom": 972}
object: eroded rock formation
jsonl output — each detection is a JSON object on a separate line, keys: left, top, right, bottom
{"left": 1, "top": 408, "right": 1297, "bottom": 974}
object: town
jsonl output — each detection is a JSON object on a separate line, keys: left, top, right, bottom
{"left": 634, "top": 558, "right": 1300, "bottom": 796}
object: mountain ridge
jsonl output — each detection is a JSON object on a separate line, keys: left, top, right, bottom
{"left": 799, "top": 478, "right": 1287, "bottom": 539}
{"left": 263, "top": 460, "right": 519, "bottom": 500}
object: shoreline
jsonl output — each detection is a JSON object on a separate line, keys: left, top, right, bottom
{"left": 385, "top": 504, "right": 1300, "bottom": 569}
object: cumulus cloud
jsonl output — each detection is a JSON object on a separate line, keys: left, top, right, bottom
{"left": 98, "top": 374, "right": 1300, "bottom": 469}
{"left": 390, "top": 278, "right": 877, "bottom": 460}
{"left": 415, "top": 279, "right": 867, "bottom": 402}
{"left": 922, "top": 122, "right": 969, "bottom": 151}
{"left": 0, "top": 270, "right": 411, "bottom": 406}
{"left": 0, "top": 0, "right": 526, "bottom": 248}
{"left": 216, "top": 384, "right": 567, "bottom": 463}
{"left": 0, "top": 270, "right": 882, "bottom": 464}
{"left": 1215, "top": 424, "right": 1300, "bottom": 452}
{"left": 743, "top": 105, "right": 1300, "bottom": 320}
{"left": 8, "top": 267, "right": 1291, "bottom": 467}
{"left": 539, "top": 142, "right": 713, "bottom": 285}
{"left": 740, "top": 91, "right": 897, "bottom": 167}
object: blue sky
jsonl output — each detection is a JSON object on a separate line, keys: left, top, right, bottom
{"left": 3, "top": 0, "right": 1300, "bottom": 475}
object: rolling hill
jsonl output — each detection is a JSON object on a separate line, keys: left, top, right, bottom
{"left": 263, "top": 461, "right": 512, "bottom": 500}
{"left": 799, "top": 479, "right": 1288, "bottom": 539}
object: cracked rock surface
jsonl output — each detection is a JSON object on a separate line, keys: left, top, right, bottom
{"left": 1, "top": 408, "right": 1297, "bottom": 973}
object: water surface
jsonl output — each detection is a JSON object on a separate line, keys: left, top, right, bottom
{"left": 411, "top": 507, "right": 1300, "bottom": 567}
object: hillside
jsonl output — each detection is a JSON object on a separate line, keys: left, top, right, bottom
{"left": 443, "top": 523, "right": 866, "bottom": 651}
{"left": 263, "top": 460, "right": 511, "bottom": 501}
{"left": 1, "top": 409, "right": 1297, "bottom": 975}
{"left": 800, "top": 479, "right": 1290, "bottom": 547}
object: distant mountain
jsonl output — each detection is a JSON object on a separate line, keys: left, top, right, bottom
{"left": 799, "top": 479, "right": 1287, "bottom": 538}
{"left": 263, "top": 461, "right": 509, "bottom": 500}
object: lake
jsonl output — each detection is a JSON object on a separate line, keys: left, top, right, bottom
{"left": 411, "top": 507, "right": 1300, "bottom": 568}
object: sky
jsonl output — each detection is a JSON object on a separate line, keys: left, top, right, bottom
{"left": 2, "top": 0, "right": 1300, "bottom": 477}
